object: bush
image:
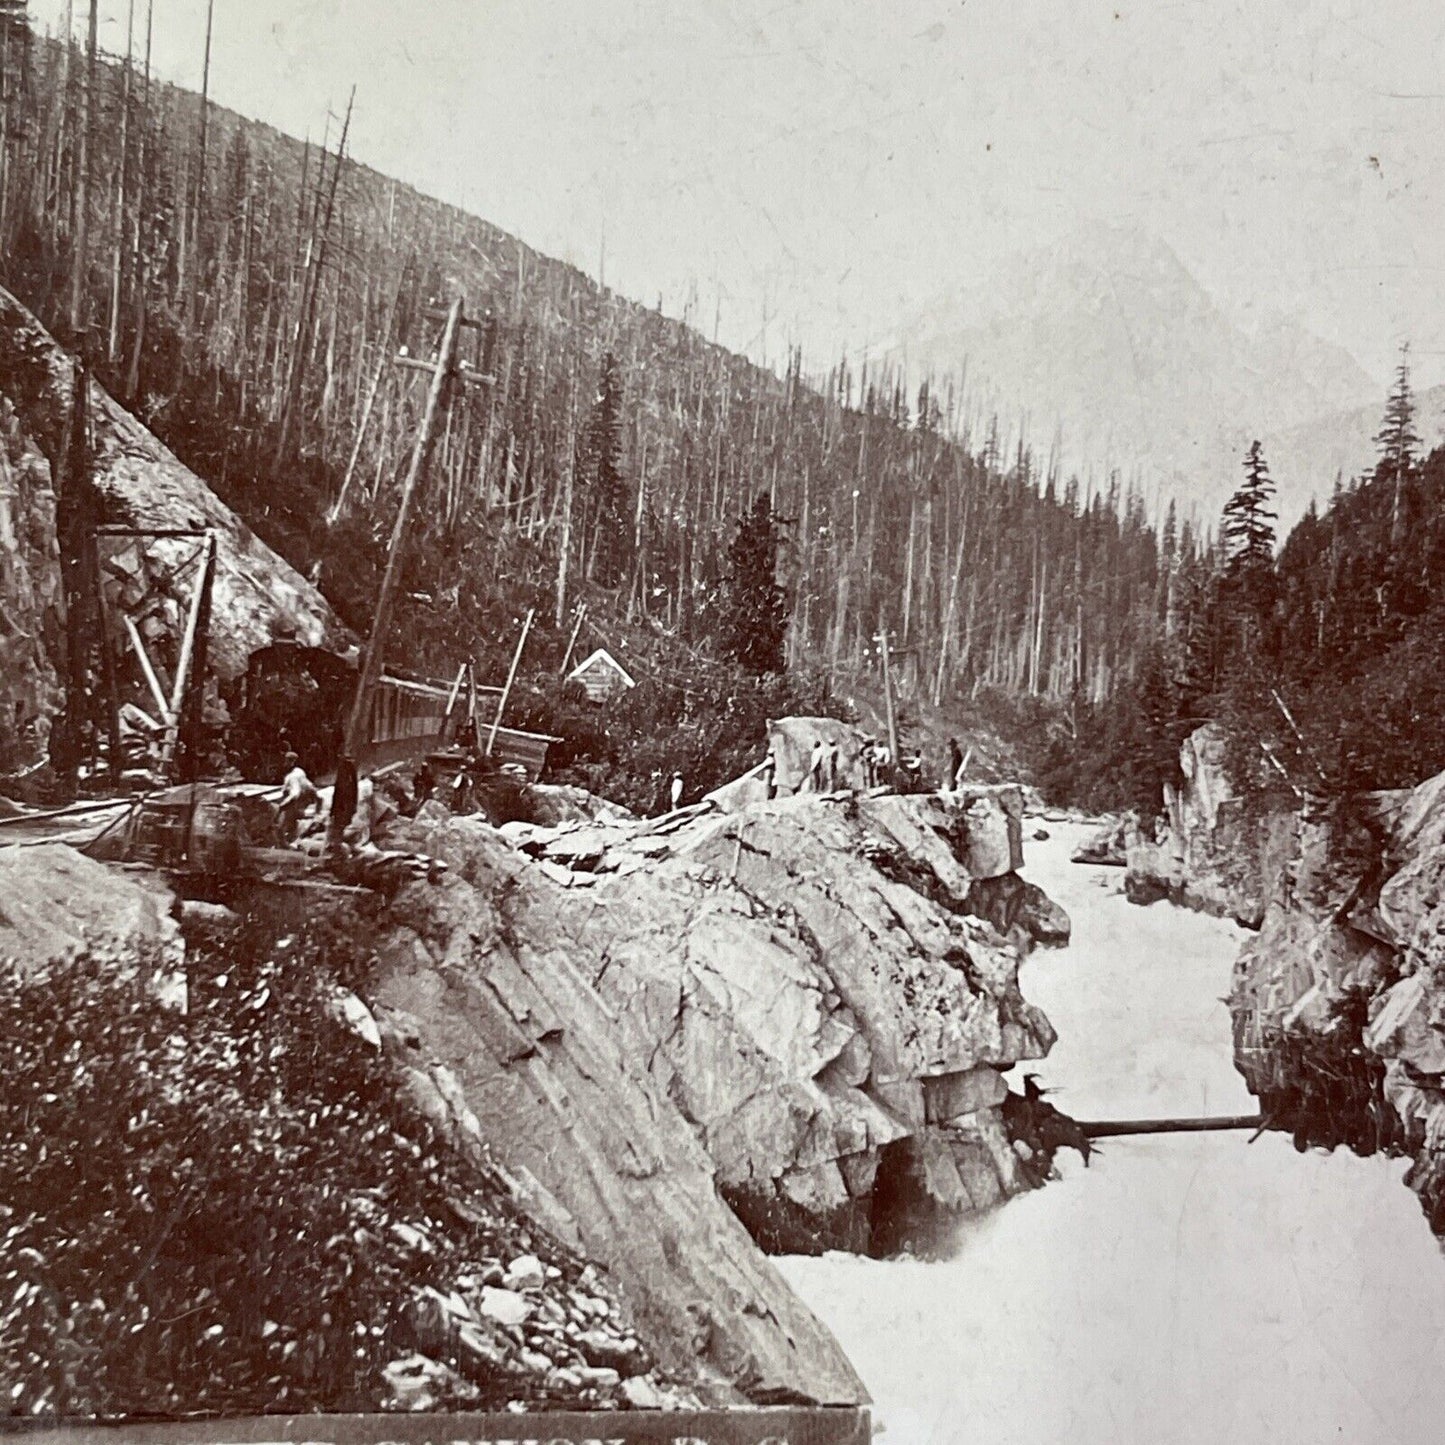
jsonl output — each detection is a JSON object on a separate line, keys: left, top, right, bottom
{"left": 0, "top": 913, "right": 556, "bottom": 1419}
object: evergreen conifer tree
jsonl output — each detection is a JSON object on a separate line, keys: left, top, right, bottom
{"left": 1219, "top": 440, "right": 1278, "bottom": 661}
{"left": 1222, "top": 441, "right": 1277, "bottom": 574}
{"left": 1375, "top": 342, "right": 1419, "bottom": 543}
{"left": 1376, "top": 342, "right": 1420, "bottom": 479}
{"left": 720, "top": 492, "right": 790, "bottom": 674}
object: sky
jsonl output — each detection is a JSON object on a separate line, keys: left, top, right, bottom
{"left": 28, "top": 1, "right": 1445, "bottom": 388}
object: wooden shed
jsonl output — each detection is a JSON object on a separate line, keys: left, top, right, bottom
{"left": 567, "top": 647, "right": 637, "bottom": 704}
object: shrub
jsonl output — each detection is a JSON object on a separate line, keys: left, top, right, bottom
{"left": 0, "top": 914, "right": 554, "bottom": 1419}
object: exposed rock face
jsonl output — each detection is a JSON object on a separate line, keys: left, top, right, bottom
{"left": 1228, "top": 775, "right": 1445, "bottom": 1231}
{"left": 367, "top": 820, "right": 867, "bottom": 1406}
{"left": 0, "top": 287, "right": 346, "bottom": 700}
{"left": 4, "top": 776, "right": 1063, "bottom": 1406}
{"left": 765, "top": 716, "right": 870, "bottom": 793}
{"left": 520, "top": 782, "right": 635, "bottom": 827}
{"left": 476, "top": 787, "right": 1058, "bottom": 1262}
{"left": 1125, "top": 724, "right": 1289, "bottom": 927}
{"left": 0, "top": 398, "right": 61, "bottom": 756}
{"left": 0, "top": 841, "right": 181, "bottom": 980}
{"left": 1071, "top": 815, "right": 1128, "bottom": 866}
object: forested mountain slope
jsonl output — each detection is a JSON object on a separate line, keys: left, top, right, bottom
{"left": 0, "top": 18, "right": 1176, "bottom": 801}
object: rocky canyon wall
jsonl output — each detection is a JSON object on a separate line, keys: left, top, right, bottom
{"left": 1125, "top": 722, "right": 1295, "bottom": 928}
{"left": 0, "top": 286, "right": 346, "bottom": 765}
{"left": 0, "top": 396, "right": 61, "bottom": 758}
{"left": 1228, "top": 771, "right": 1445, "bottom": 1232}
{"left": 387, "top": 785, "right": 1065, "bottom": 1276}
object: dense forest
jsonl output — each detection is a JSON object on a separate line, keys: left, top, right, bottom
{"left": 1120, "top": 349, "right": 1445, "bottom": 812}
{"left": 0, "top": 7, "right": 1196, "bottom": 806}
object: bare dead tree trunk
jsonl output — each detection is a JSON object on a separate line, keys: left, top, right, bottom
{"left": 274, "top": 87, "right": 353, "bottom": 470}
{"left": 123, "top": 0, "right": 153, "bottom": 403}
{"left": 66, "top": 0, "right": 97, "bottom": 335}
{"left": 105, "top": 1, "right": 136, "bottom": 363}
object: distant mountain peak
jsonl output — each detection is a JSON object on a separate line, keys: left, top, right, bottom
{"left": 892, "top": 226, "right": 1377, "bottom": 522}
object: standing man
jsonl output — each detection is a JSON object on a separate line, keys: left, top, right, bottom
{"left": 328, "top": 753, "right": 359, "bottom": 850}
{"left": 808, "top": 738, "right": 826, "bottom": 792}
{"left": 860, "top": 739, "right": 876, "bottom": 788}
{"left": 947, "top": 738, "right": 963, "bottom": 792}
{"left": 874, "top": 740, "right": 892, "bottom": 787}
{"left": 826, "top": 739, "right": 841, "bottom": 792}
{"left": 277, "top": 751, "right": 318, "bottom": 843}
{"left": 760, "top": 749, "right": 778, "bottom": 801}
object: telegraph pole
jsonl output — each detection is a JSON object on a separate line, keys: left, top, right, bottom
{"left": 875, "top": 605, "right": 899, "bottom": 767}
{"left": 344, "top": 297, "right": 474, "bottom": 760}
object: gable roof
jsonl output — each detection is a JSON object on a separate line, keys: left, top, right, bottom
{"left": 567, "top": 647, "right": 637, "bottom": 689}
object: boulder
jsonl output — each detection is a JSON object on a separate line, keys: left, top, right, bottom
{"left": 1071, "top": 816, "right": 1128, "bottom": 866}
{"left": 965, "top": 872, "right": 1071, "bottom": 950}
{"left": 923, "top": 1066, "right": 1009, "bottom": 1123}
{"left": 478, "top": 1286, "right": 531, "bottom": 1328}
{"left": 766, "top": 716, "right": 869, "bottom": 793}
{"left": 0, "top": 842, "right": 181, "bottom": 982}
{"left": 960, "top": 793, "right": 1018, "bottom": 878}
{"left": 1365, "top": 972, "right": 1445, "bottom": 1077}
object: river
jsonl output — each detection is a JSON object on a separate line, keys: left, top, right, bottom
{"left": 778, "top": 820, "right": 1445, "bottom": 1445}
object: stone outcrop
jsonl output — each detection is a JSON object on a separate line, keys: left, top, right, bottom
{"left": 477, "top": 785, "right": 1058, "bottom": 1261}
{"left": 3, "top": 760, "right": 1065, "bottom": 1407}
{"left": 1228, "top": 773, "right": 1445, "bottom": 1231}
{"left": 0, "top": 840, "right": 181, "bottom": 982}
{"left": 367, "top": 818, "right": 867, "bottom": 1407}
{"left": 0, "top": 286, "right": 347, "bottom": 709}
{"left": 1125, "top": 723, "right": 1290, "bottom": 927}
{"left": 0, "top": 398, "right": 61, "bottom": 755}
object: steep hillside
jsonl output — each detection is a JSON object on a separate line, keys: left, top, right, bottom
{"left": 0, "top": 27, "right": 1172, "bottom": 749}
{"left": 0, "top": 286, "right": 345, "bottom": 771}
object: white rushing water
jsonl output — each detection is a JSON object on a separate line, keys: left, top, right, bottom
{"left": 779, "top": 821, "right": 1445, "bottom": 1445}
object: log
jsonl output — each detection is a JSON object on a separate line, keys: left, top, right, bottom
{"left": 1080, "top": 1114, "right": 1265, "bottom": 1138}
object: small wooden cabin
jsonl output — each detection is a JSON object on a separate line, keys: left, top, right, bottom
{"left": 567, "top": 648, "right": 637, "bottom": 704}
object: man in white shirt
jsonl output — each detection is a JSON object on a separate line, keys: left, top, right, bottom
{"left": 277, "top": 751, "right": 318, "bottom": 842}
{"left": 808, "top": 739, "right": 826, "bottom": 791}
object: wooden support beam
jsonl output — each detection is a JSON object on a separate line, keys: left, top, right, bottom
{"left": 559, "top": 604, "right": 587, "bottom": 677}
{"left": 160, "top": 531, "right": 216, "bottom": 774}
{"left": 875, "top": 607, "right": 899, "bottom": 767}
{"left": 439, "top": 661, "right": 468, "bottom": 742}
{"left": 93, "top": 526, "right": 207, "bottom": 539}
{"left": 123, "top": 614, "right": 174, "bottom": 724}
{"left": 92, "top": 540, "right": 124, "bottom": 786}
{"left": 486, "top": 608, "right": 535, "bottom": 758}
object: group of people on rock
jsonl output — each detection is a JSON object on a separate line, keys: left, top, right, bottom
{"left": 753, "top": 730, "right": 975, "bottom": 801}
